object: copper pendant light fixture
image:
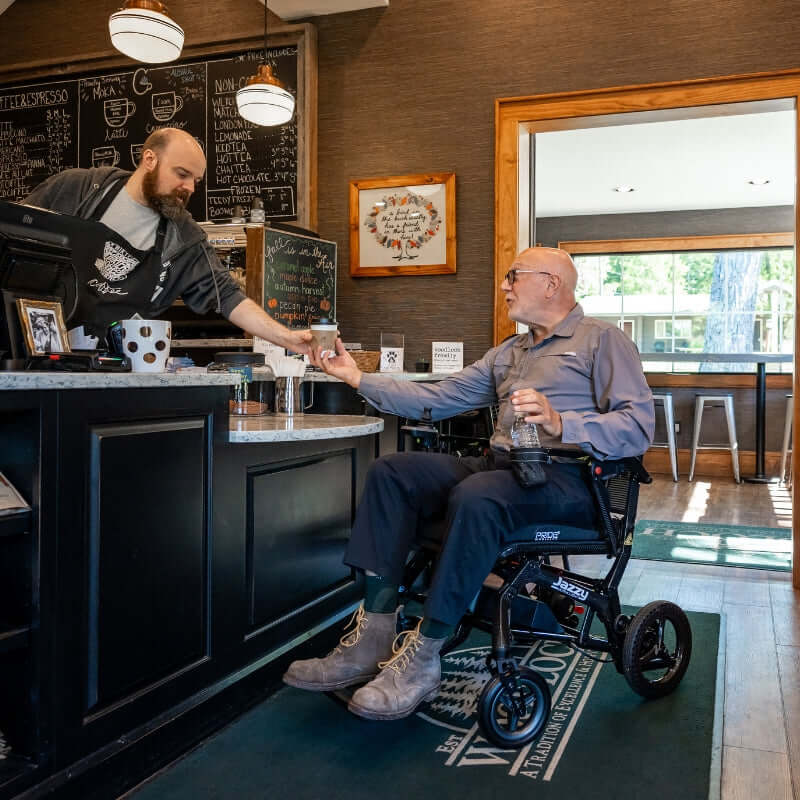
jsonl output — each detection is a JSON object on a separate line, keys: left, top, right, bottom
{"left": 109, "top": 0, "right": 184, "bottom": 64}
{"left": 235, "top": 1, "right": 295, "bottom": 127}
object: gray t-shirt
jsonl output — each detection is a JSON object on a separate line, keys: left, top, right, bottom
{"left": 99, "top": 184, "right": 160, "bottom": 251}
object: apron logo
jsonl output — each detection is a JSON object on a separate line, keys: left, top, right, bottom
{"left": 97, "top": 241, "right": 140, "bottom": 281}
{"left": 88, "top": 278, "right": 128, "bottom": 296}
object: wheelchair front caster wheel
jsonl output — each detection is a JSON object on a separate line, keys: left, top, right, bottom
{"left": 477, "top": 666, "right": 551, "bottom": 748}
{"left": 623, "top": 600, "right": 692, "bottom": 699}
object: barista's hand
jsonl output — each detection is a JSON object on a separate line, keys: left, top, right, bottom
{"left": 510, "top": 388, "right": 563, "bottom": 438}
{"left": 284, "top": 328, "right": 314, "bottom": 356}
{"left": 312, "top": 338, "right": 362, "bottom": 389}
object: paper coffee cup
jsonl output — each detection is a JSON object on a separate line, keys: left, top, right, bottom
{"left": 310, "top": 322, "right": 338, "bottom": 356}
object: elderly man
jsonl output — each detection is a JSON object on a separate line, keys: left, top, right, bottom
{"left": 24, "top": 127, "right": 311, "bottom": 351}
{"left": 284, "top": 247, "right": 654, "bottom": 721}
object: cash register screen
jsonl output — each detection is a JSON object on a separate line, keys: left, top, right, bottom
{"left": 0, "top": 199, "right": 81, "bottom": 360}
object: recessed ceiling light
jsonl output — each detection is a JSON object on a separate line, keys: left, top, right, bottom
{"left": 613, "top": 185, "right": 635, "bottom": 193}
{"left": 747, "top": 178, "right": 771, "bottom": 186}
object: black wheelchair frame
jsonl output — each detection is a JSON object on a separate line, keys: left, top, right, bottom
{"left": 397, "top": 449, "right": 693, "bottom": 749}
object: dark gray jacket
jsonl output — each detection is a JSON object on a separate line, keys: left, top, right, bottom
{"left": 24, "top": 167, "right": 246, "bottom": 318}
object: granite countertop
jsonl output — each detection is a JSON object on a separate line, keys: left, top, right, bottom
{"left": 229, "top": 413, "right": 384, "bottom": 443}
{"left": 0, "top": 371, "right": 240, "bottom": 390}
{"left": 302, "top": 370, "right": 449, "bottom": 382}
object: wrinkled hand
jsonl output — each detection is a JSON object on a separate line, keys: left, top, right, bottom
{"left": 510, "top": 388, "right": 563, "bottom": 437}
{"left": 310, "top": 337, "right": 362, "bottom": 388}
{"left": 285, "top": 328, "right": 313, "bottom": 356}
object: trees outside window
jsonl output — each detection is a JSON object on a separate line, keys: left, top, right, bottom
{"left": 573, "top": 245, "right": 794, "bottom": 372}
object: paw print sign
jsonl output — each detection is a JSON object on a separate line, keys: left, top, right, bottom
{"left": 380, "top": 347, "right": 404, "bottom": 373}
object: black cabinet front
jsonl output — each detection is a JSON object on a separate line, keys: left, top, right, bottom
{"left": 55, "top": 389, "right": 223, "bottom": 767}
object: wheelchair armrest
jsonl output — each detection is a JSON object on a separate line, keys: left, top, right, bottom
{"left": 590, "top": 456, "right": 652, "bottom": 485}
{"left": 544, "top": 448, "right": 652, "bottom": 485}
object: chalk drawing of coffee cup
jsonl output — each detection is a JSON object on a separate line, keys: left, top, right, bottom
{"left": 92, "top": 146, "right": 120, "bottom": 168}
{"left": 130, "top": 143, "right": 144, "bottom": 167}
{"left": 151, "top": 91, "right": 183, "bottom": 122}
{"left": 103, "top": 97, "right": 136, "bottom": 128}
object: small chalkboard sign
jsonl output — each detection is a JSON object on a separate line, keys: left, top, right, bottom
{"left": 262, "top": 228, "right": 336, "bottom": 328}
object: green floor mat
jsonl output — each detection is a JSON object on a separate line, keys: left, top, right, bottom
{"left": 130, "top": 610, "right": 720, "bottom": 800}
{"left": 634, "top": 519, "right": 792, "bottom": 571}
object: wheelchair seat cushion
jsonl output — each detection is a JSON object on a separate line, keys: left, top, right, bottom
{"left": 414, "top": 518, "right": 605, "bottom": 553}
{"left": 507, "top": 522, "right": 605, "bottom": 545}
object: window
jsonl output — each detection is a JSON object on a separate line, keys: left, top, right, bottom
{"left": 654, "top": 319, "right": 692, "bottom": 339}
{"left": 564, "top": 235, "right": 794, "bottom": 372}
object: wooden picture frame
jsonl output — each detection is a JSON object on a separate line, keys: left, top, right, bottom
{"left": 349, "top": 172, "right": 456, "bottom": 277}
{"left": 16, "top": 298, "right": 70, "bottom": 356}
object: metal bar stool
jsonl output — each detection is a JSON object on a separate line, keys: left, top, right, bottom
{"left": 780, "top": 394, "right": 792, "bottom": 485}
{"left": 689, "top": 394, "right": 741, "bottom": 483}
{"left": 651, "top": 393, "right": 678, "bottom": 481}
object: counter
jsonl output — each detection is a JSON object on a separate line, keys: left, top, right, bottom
{"left": 229, "top": 413, "right": 383, "bottom": 443}
{"left": 0, "top": 370, "right": 240, "bottom": 390}
{"left": 0, "top": 378, "right": 376, "bottom": 799}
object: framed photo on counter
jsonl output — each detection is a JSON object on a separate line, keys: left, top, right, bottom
{"left": 16, "top": 298, "right": 71, "bottom": 355}
{"left": 349, "top": 172, "right": 456, "bottom": 277}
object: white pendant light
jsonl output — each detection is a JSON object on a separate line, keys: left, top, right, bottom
{"left": 236, "top": 2, "right": 295, "bottom": 127}
{"left": 109, "top": 0, "right": 184, "bottom": 64}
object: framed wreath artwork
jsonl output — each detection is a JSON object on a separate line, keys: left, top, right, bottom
{"left": 349, "top": 172, "right": 456, "bottom": 277}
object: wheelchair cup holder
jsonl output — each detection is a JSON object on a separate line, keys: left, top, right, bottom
{"left": 509, "top": 446, "right": 551, "bottom": 487}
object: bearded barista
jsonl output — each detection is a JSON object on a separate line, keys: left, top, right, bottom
{"left": 23, "top": 127, "right": 312, "bottom": 354}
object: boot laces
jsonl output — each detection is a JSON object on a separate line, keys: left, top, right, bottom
{"left": 378, "top": 623, "right": 423, "bottom": 674}
{"left": 331, "top": 605, "right": 368, "bottom": 655}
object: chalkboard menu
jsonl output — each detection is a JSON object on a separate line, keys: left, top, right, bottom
{"left": 0, "top": 32, "right": 314, "bottom": 227}
{"left": 0, "top": 80, "right": 79, "bottom": 201}
{"left": 263, "top": 228, "right": 336, "bottom": 328}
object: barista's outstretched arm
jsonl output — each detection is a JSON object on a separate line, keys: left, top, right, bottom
{"left": 228, "top": 297, "right": 313, "bottom": 356}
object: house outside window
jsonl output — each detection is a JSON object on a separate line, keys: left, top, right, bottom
{"left": 571, "top": 243, "right": 794, "bottom": 372}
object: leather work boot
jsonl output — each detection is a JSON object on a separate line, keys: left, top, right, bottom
{"left": 283, "top": 605, "right": 397, "bottom": 691}
{"left": 347, "top": 621, "right": 444, "bottom": 720}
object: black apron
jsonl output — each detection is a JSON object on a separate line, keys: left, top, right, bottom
{"left": 72, "top": 178, "right": 170, "bottom": 338}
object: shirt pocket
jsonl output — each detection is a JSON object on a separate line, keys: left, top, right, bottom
{"left": 537, "top": 349, "right": 592, "bottom": 378}
{"left": 492, "top": 352, "right": 517, "bottom": 396}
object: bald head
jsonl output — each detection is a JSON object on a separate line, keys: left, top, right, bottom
{"left": 142, "top": 127, "right": 205, "bottom": 162}
{"left": 514, "top": 247, "right": 578, "bottom": 299}
{"left": 502, "top": 246, "right": 579, "bottom": 333}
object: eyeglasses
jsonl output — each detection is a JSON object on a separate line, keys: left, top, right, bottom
{"left": 503, "top": 269, "right": 552, "bottom": 285}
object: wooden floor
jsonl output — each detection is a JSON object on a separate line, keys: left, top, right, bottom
{"left": 572, "top": 474, "right": 798, "bottom": 800}
{"left": 638, "top": 473, "right": 793, "bottom": 529}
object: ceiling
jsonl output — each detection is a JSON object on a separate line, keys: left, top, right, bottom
{"left": 265, "top": 0, "right": 388, "bottom": 20}
{"left": 0, "top": 1, "right": 388, "bottom": 20}
{"left": 535, "top": 106, "right": 796, "bottom": 217}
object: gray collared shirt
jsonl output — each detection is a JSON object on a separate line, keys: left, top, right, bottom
{"left": 357, "top": 304, "right": 655, "bottom": 460}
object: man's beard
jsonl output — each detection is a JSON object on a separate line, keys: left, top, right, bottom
{"left": 142, "top": 167, "right": 191, "bottom": 220}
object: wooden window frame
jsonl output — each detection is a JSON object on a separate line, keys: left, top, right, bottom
{"left": 493, "top": 71, "right": 800, "bottom": 586}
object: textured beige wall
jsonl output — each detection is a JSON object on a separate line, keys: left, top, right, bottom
{"left": 2, "top": 1, "right": 800, "bottom": 364}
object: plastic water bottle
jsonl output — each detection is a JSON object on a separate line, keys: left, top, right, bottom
{"left": 511, "top": 412, "right": 541, "bottom": 448}
{"left": 509, "top": 412, "right": 547, "bottom": 487}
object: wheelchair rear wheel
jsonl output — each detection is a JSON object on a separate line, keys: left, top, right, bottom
{"left": 478, "top": 666, "right": 551, "bottom": 748}
{"left": 622, "top": 601, "right": 692, "bottom": 699}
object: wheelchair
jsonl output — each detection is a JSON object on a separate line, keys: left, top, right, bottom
{"left": 396, "top": 448, "right": 693, "bottom": 750}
